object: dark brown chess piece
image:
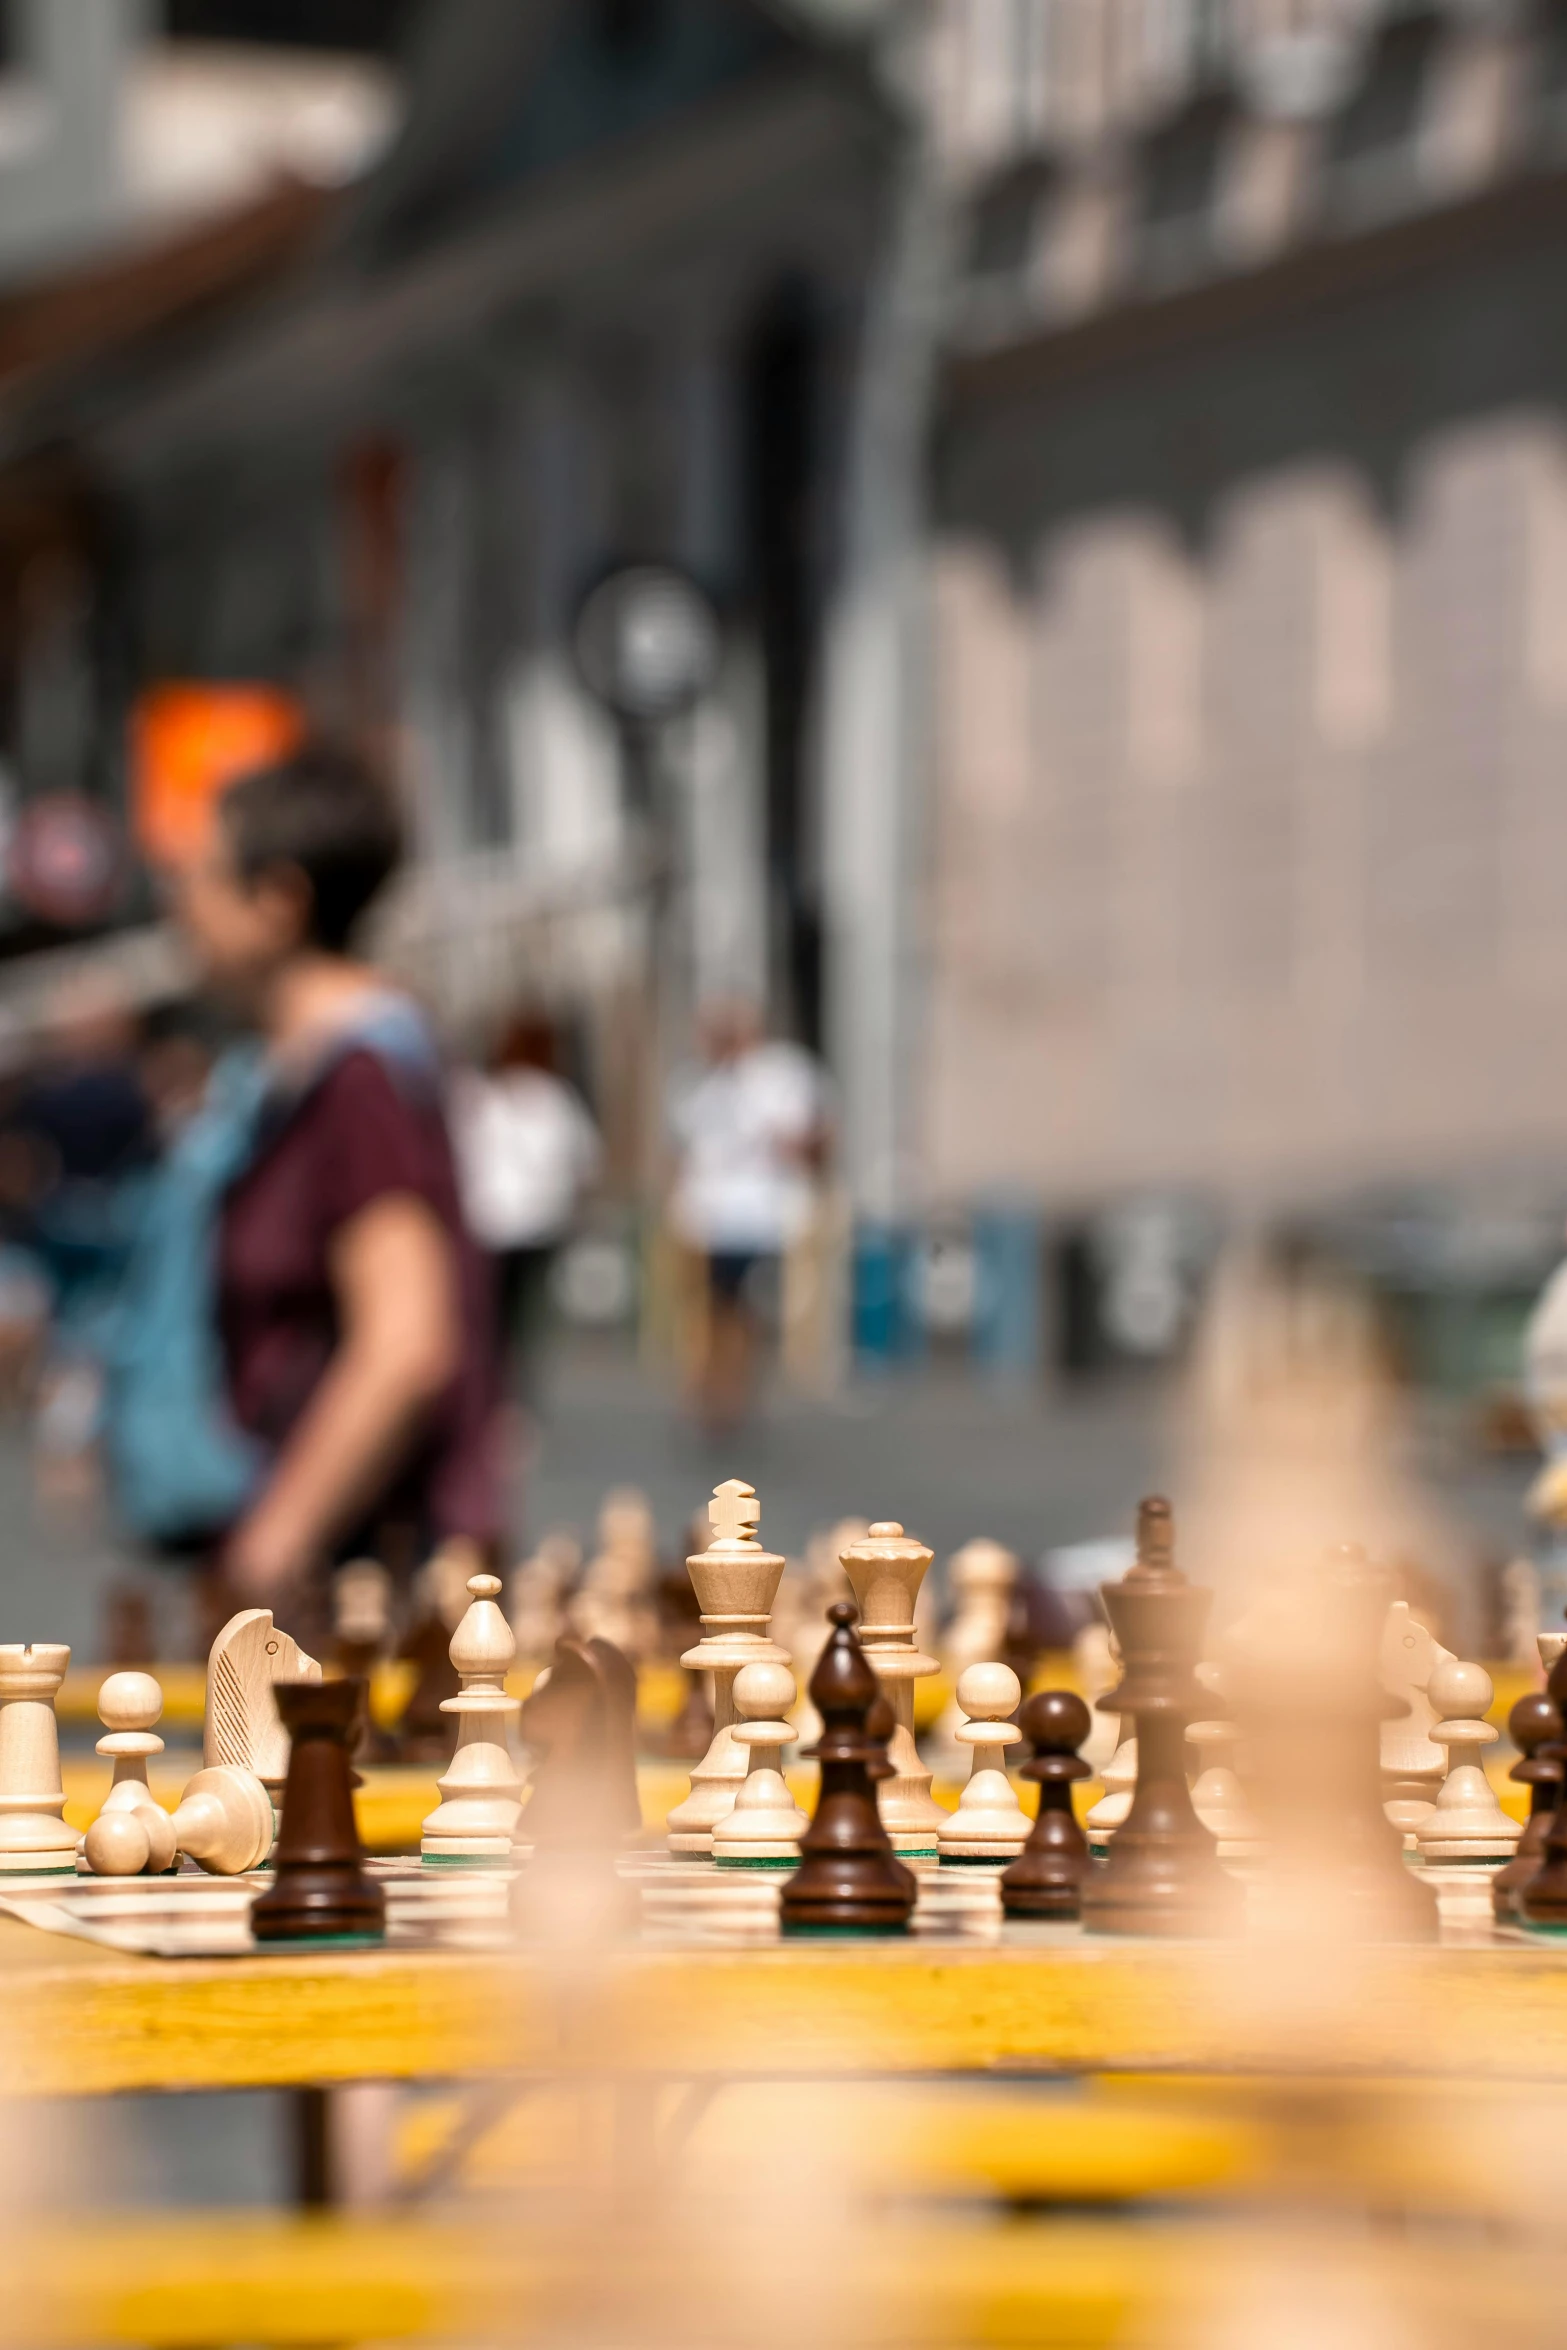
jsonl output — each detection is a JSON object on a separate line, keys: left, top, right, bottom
{"left": 1491, "top": 1689, "right": 1563, "bottom": 1922}
{"left": 102, "top": 1583, "right": 154, "bottom": 1667}
{"left": 512, "top": 1637, "right": 638, "bottom": 1942}
{"left": 394, "top": 1590, "right": 461, "bottom": 1763}
{"left": 1516, "top": 1640, "right": 1567, "bottom": 1928}
{"left": 1001, "top": 1690, "right": 1093, "bottom": 1920}
{"left": 1080, "top": 1499, "right": 1243, "bottom": 1939}
{"left": 662, "top": 1671, "right": 716, "bottom": 1761}
{"left": 780, "top": 1604, "right": 916, "bottom": 1935}
{"left": 331, "top": 1561, "right": 398, "bottom": 1766}
{"left": 251, "top": 1679, "right": 386, "bottom": 1944}
{"left": 866, "top": 1692, "right": 897, "bottom": 1782}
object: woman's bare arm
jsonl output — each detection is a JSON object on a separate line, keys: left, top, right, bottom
{"left": 225, "top": 1193, "right": 459, "bottom": 1598}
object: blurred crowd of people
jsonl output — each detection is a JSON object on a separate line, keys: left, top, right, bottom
{"left": 0, "top": 738, "right": 830, "bottom": 1657}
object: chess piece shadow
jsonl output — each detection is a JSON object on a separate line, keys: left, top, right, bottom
{"left": 511, "top": 1637, "right": 638, "bottom": 1944}
{"left": 251, "top": 1678, "right": 386, "bottom": 1944}
{"left": 1001, "top": 1690, "right": 1093, "bottom": 1920}
{"left": 780, "top": 1603, "right": 916, "bottom": 1935}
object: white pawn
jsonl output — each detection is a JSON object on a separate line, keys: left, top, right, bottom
{"left": 421, "top": 1573, "right": 524, "bottom": 1863}
{"left": 1085, "top": 1733, "right": 1137, "bottom": 1855}
{"left": 713, "top": 1661, "right": 808, "bottom": 1869}
{"left": 86, "top": 1765, "right": 274, "bottom": 1877}
{"left": 1186, "top": 1664, "right": 1262, "bottom": 1860}
{"left": 1415, "top": 1658, "right": 1522, "bottom": 1864}
{"left": 0, "top": 1643, "right": 78, "bottom": 1874}
{"left": 93, "top": 1671, "right": 177, "bottom": 1874}
{"left": 938, "top": 1662, "right": 1029, "bottom": 1863}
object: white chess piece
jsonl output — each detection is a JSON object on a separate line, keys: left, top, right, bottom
{"left": 932, "top": 1540, "right": 1018, "bottom": 1755}
{"left": 1379, "top": 1600, "right": 1453, "bottom": 1837}
{"left": 93, "top": 1671, "right": 177, "bottom": 1873}
{"left": 204, "top": 1609, "right": 321, "bottom": 1809}
{"left": 85, "top": 1764, "right": 273, "bottom": 1877}
{"left": 774, "top": 1518, "right": 861, "bottom": 1752}
{"left": 0, "top": 1643, "right": 78, "bottom": 1874}
{"left": 509, "top": 1531, "right": 579, "bottom": 1665}
{"left": 421, "top": 1573, "right": 524, "bottom": 1863}
{"left": 840, "top": 1521, "right": 946, "bottom": 1858}
{"left": 570, "top": 1488, "right": 660, "bottom": 1661}
{"left": 1085, "top": 1731, "right": 1137, "bottom": 1853}
{"left": 666, "top": 1480, "right": 788, "bottom": 1855}
{"left": 938, "top": 1662, "right": 1028, "bottom": 1862}
{"left": 333, "top": 1558, "right": 392, "bottom": 1650}
{"left": 1072, "top": 1620, "right": 1121, "bottom": 1775}
{"left": 712, "top": 1661, "right": 808, "bottom": 1868}
{"left": 1415, "top": 1658, "right": 1522, "bottom": 1864}
{"left": 1186, "top": 1663, "right": 1262, "bottom": 1859}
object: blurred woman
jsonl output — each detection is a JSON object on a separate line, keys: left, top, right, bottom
{"left": 166, "top": 739, "right": 499, "bottom": 1627}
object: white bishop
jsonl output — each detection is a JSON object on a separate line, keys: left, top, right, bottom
{"left": 421, "top": 1573, "right": 524, "bottom": 1863}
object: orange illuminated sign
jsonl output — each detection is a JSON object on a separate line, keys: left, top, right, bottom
{"left": 131, "top": 683, "right": 304, "bottom": 866}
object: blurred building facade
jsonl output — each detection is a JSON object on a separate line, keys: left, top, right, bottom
{"left": 919, "top": 0, "right": 1567, "bottom": 1374}
{"left": 2, "top": 0, "right": 1566, "bottom": 1382}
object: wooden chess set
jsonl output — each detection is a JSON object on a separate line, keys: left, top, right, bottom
{"left": 2, "top": 1479, "right": 1567, "bottom": 2344}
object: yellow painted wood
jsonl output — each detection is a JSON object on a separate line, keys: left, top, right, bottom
{"left": 4, "top": 1918, "right": 1567, "bottom": 2097}
{"left": 2, "top": 2213, "right": 1556, "bottom": 2349}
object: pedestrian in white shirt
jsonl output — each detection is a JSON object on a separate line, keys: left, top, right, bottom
{"left": 667, "top": 1000, "right": 828, "bottom": 1435}
{"left": 452, "top": 1013, "right": 600, "bottom": 1402}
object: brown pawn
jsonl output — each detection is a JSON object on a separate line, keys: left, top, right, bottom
{"left": 1492, "top": 1690, "right": 1564, "bottom": 1921}
{"left": 1517, "top": 1639, "right": 1567, "bottom": 1927}
{"left": 1080, "top": 1499, "right": 1243, "bottom": 1939}
{"left": 251, "top": 1679, "right": 386, "bottom": 1944}
{"left": 781, "top": 1603, "right": 916, "bottom": 1935}
{"left": 395, "top": 1606, "right": 461, "bottom": 1763}
{"left": 1001, "top": 1690, "right": 1094, "bottom": 1920}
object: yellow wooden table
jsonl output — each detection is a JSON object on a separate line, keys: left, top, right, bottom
{"left": 5, "top": 1915, "right": 1567, "bottom": 2098}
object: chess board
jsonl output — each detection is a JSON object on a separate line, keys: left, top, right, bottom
{"left": 0, "top": 1846, "right": 1530, "bottom": 1961}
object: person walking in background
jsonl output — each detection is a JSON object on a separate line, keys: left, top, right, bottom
{"left": 147, "top": 737, "right": 499, "bottom": 1640}
{"left": 667, "top": 1001, "right": 828, "bottom": 1438}
{"left": 450, "top": 1010, "right": 600, "bottom": 1406}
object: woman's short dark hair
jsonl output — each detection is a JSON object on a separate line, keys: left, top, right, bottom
{"left": 219, "top": 739, "right": 403, "bottom": 954}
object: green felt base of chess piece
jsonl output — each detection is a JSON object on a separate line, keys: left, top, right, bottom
{"left": 419, "top": 1851, "right": 514, "bottom": 1868}
{"left": 780, "top": 1919, "right": 913, "bottom": 1937}
{"left": 248, "top": 1931, "right": 388, "bottom": 1952}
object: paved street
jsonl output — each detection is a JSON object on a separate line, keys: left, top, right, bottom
{"left": 0, "top": 1339, "right": 1538, "bottom": 1668}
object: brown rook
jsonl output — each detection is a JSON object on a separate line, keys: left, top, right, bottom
{"left": 251, "top": 1678, "right": 385, "bottom": 1944}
